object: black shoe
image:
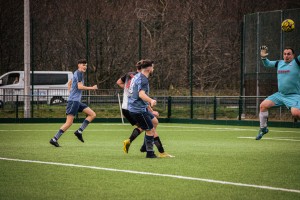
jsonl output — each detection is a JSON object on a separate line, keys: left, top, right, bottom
{"left": 74, "top": 130, "right": 84, "bottom": 143}
{"left": 140, "top": 145, "right": 146, "bottom": 152}
{"left": 146, "top": 152, "right": 157, "bottom": 158}
{"left": 50, "top": 138, "right": 60, "bottom": 147}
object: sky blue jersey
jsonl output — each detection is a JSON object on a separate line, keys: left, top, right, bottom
{"left": 262, "top": 55, "right": 300, "bottom": 95}
{"left": 128, "top": 72, "right": 150, "bottom": 113}
{"left": 68, "top": 70, "right": 84, "bottom": 102}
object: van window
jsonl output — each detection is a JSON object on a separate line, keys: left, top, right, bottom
{"left": 0, "top": 73, "right": 20, "bottom": 86}
{"left": 31, "top": 74, "right": 68, "bottom": 85}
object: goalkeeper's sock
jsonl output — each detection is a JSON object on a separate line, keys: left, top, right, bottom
{"left": 154, "top": 137, "right": 165, "bottom": 153}
{"left": 259, "top": 111, "right": 268, "bottom": 128}
{"left": 54, "top": 129, "right": 64, "bottom": 140}
{"left": 129, "top": 128, "right": 142, "bottom": 143}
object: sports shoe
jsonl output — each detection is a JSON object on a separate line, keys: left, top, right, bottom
{"left": 255, "top": 127, "right": 269, "bottom": 140}
{"left": 158, "top": 152, "right": 175, "bottom": 158}
{"left": 123, "top": 139, "right": 131, "bottom": 153}
{"left": 140, "top": 145, "right": 146, "bottom": 153}
{"left": 49, "top": 138, "right": 60, "bottom": 147}
{"left": 74, "top": 130, "right": 84, "bottom": 143}
{"left": 146, "top": 153, "right": 157, "bottom": 158}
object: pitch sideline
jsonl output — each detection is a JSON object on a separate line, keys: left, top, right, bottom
{"left": 238, "top": 137, "right": 300, "bottom": 142}
{"left": 0, "top": 157, "right": 299, "bottom": 194}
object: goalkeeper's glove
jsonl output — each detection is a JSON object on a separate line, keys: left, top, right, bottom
{"left": 260, "top": 45, "right": 268, "bottom": 59}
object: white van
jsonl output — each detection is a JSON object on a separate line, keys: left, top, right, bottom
{"left": 0, "top": 71, "right": 73, "bottom": 107}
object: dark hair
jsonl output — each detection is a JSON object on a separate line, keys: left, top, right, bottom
{"left": 77, "top": 59, "right": 87, "bottom": 64}
{"left": 135, "top": 59, "right": 154, "bottom": 69}
{"left": 284, "top": 47, "right": 295, "bottom": 54}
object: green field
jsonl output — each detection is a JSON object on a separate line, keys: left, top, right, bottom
{"left": 0, "top": 123, "right": 299, "bottom": 200}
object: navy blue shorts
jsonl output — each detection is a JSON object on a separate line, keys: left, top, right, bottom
{"left": 66, "top": 101, "right": 88, "bottom": 116}
{"left": 129, "top": 111, "right": 154, "bottom": 131}
{"left": 122, "top": 109, "right": 137, "bottom": 126}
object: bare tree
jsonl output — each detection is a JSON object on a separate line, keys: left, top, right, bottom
{"left": 0, "top": 0, "right": 23, "bottom": 75}
{"left": 1, "top": 0, "right": 299, "bottom": 94}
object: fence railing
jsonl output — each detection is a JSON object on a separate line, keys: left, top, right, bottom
{"left": 0, "top": 94, "right": 294, "bottom": 122}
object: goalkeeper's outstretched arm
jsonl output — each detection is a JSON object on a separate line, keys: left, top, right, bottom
{"left": 260, "top": 45, "right": 277, "bottom": 68}
{"left": 260, "top": 45, "right": 268, "bottom": 59}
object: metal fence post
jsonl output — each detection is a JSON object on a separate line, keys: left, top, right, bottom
{"left": 138, "top": 21, "right": 142, "bottom": 60}
{"left": 213, "top": 96, "right": 217, "bottom": 120}
{"left": 238, "top": 96, "right": 242, "bottom": 120}
{"left": 16, "top": 95, "right": 19, "bottom": 120}
{"left": 86, "top": 19, "right": 90, "bottom": 86}
{"left": 167, "top": 96, "right": 172, "bottom": 119}
{"left": 189, "top": 20, "right": 194, "bottom": 119}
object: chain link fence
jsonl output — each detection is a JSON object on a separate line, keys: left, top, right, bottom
{"left": 0, "top": 92, "right": 293, "bottom": 122}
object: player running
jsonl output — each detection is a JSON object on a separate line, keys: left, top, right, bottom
{"left": 50, "top": 59, "right": 98, "bottom": 147}
{"left": 256, "top": 46, "right": 300, "bottom": 140}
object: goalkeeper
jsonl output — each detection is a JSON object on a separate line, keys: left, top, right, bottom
{"left": 256, "top": 46, "right": 300, "bottom": 140}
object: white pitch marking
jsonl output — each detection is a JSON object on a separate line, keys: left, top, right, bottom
{"left": 238, "top": 137, "right": 300, "bottom": 142}
{"left": 0, "top": 157, "right": 299, "bottom": 194}
{"left": 0, "top": 127, "right": 296, "bottom": 133}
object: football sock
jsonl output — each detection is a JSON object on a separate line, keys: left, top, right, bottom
{"left": 78, "top": 119, "right": 90, "bottom": 133}
{"left": 141, "top": 133, "right": 146, "bottom": 149}
{"left": 54, "top": 129, "right": 64, "bottom": 140}
{"left": 259, "top": 111, "right": 268, "bottom": 128}
{"left": 129, "top": 128, "right": 142, "bottom": 142}
{"left": 154, "top": 137, "right": 165, "bottom": 153}
{"left": 145, "top": 135, "right": 154, "bottom": 152}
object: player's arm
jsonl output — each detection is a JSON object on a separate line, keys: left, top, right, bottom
{"left": 147, "top": 105, "right": 159, "bottom": 117}
{"left": 261, "top": 59, "right": 278, "bottom": 68}
{"left": 139, "top": 90, "right": 156, "bottom": 107}
{"left": 260, "top": 45, "right": 277, "bottom": 68}
{"left": 77, "top": 82, "right": 98, "bottom": 90}
{"left": 67, "top": 79, "right": 72, "bottom": 91}
{"left": 116, "top": 78, "right": 125, "bottom": 89}
{"left": 116, "top": 74, "right": 127, "bottom": 89}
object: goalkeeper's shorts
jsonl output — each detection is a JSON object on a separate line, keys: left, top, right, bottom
{"left": 266, "top": 92, "right": 300, "bottom": 109}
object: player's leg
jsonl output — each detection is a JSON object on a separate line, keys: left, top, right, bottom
{"left": 129, "top": 127, "right": 143, "bottom": 143}
{"left": 285, "top": 94, "right": 300, "bottom": 120}
{"left": 50, "top": 115, "right": 75, "bottom": 147}
{"left": 256, "top": 99, "right": 274, "bottom": 140}
{"left": 144, "top": 129, "right": 156, "bottom": 158}
{"left": 50, "top": 101, "right": 78, "bottom": 147}
{"left": 256, "top": 92, "right": 284, "bottom": 140}
{"left": 151, "top": 117, "right": 174, "bottom": 158}
{"left": 123, "top": 127, "right": 143, "bottom": 153}
{"left": 140, "top": 113, "right": 158, "bottom": 152}
{"left": 122, "top": 109, "right": 143, "bottom": 153}
{"left": 259, "top": 99, "right": 274, "bottom": 127}
{"left": 131, "top": 111, "right": 157, "bottom": 158}
{"left": 291, "top": 107, "right": 300, "bottom": 119}
{"left": 74, "top": 104, "right": 96, "bottom": 143}
{"left": 151, "top": 117, "right": 164, "bottom": 153}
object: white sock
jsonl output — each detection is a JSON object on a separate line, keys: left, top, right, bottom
{"left": 259, "top": 111, "right": 268, "bottom": 128}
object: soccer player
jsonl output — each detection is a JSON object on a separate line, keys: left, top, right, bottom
{"left": 49, "top": 59, "right": 98, "bottom": 147}
{"left": 127, "top": 59, "right": 171, "bottom": 158}
{"left": 117, "top": 60, "right": 173, "bottom": 158}
{"left": 256, "top": 46, "right": 300, "bottom": 140}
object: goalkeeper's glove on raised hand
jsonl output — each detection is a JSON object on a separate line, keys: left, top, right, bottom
{"left": 260, "top": 45, "right": 268, "bottom": 59}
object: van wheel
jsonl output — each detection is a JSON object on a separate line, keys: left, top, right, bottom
{"left": 0, "top": 100, "right": 3, "bottom": 108}
{"left": 50, "top": 97, "right": 64, "bottom": 105}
